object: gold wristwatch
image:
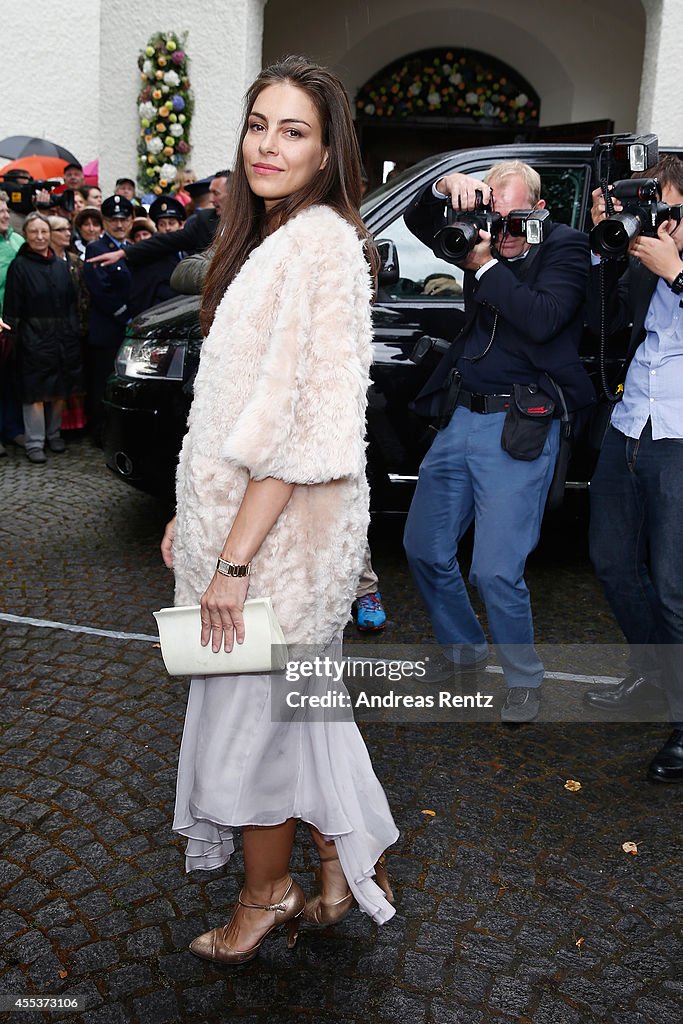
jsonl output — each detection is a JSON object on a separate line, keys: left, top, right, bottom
{"left": 216, "top": 557, "right": 251, "bottom": 578}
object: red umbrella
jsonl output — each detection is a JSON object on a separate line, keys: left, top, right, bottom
{"left": 0, "top": 155, "right": 68, "bottom": 182}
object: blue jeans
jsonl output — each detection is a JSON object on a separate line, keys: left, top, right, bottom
{"left": 404, "top": 406, "right": 560, "bottom": 687}
{"left": 589, "top": 421, "right": 683, "bottom": 723}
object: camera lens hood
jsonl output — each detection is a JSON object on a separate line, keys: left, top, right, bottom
{"left": 433, "top": 221, "right": 479, "bottom": 264}
{"left": 590, "top": 211, "right": 643, "bottom": 259}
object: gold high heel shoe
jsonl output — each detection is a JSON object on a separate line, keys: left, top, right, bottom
{"left": 302, "top": 853, "right": 395, "bottom": 926}
{"left": 189, "top": 877, "right": 305, "bottom": 965}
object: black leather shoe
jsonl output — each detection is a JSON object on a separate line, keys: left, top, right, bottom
{"left": 500, "top": 686, "right": 541, "bottom": 723}
{"left": 647, "top": 729, "right": 683, "bottom": 783}
{"left": 582, "top": 671, "right": 661, "bottom": 710}
{"left": 420, "top": 650, "right": 487, "bottom": 685}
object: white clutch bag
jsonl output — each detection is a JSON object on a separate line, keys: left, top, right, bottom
{"left": 153, "top": 598, "right": 288, "bottom": 676}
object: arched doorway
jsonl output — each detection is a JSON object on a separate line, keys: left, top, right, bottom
{"left": 356, "top": 47, "right": 541, "bottom": 189}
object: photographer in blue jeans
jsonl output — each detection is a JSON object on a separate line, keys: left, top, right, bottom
{"left": 403, "top": 162, "right": 594, "bottom": 722}
{"left": 585, "top": 155, "right": 683, "bottom": 782}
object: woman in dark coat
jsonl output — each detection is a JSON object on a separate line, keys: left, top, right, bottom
{"left": 4, "top": 213, "right": 83, "bottom": 463}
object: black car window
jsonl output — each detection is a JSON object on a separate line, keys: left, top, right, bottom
{"left": 538, "top": 165, "right": 589, "bottom": 229}
{"left": 376, "top": 210, "right": 465, "bottom": 302}
{"left": 375, "top": 162, "right": 589, "bottom": 303}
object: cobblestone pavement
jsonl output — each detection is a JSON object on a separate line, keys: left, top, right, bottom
{"left": 1, "top": 437, "right": 682, "bottom": 1024}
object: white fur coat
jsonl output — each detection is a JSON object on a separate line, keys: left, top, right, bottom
{"left": 173, "top": 205, "right": 374, "bottom": 645}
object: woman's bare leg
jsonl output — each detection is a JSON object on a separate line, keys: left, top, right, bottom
{"left": 307, "top": 824, "right": 351, "bottom": 901}
{"left": 223, "top": 819, "right": 298, "bottom": 950}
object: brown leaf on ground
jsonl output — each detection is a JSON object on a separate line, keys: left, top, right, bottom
{"left": 421, "top": 809, "right": 437, "bottom": 817}
{"left": 58, "top": 970, "right": 68, "bottom": 978}
{"left": 564, "top": 779, "right": 582, "bottom": 792}
{"left": 622, "top": 841, "right": 638, "bottom": 855}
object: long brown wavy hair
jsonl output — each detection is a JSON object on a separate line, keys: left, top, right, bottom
{"left": 200, "top": 56, "right": 377, "bottom": 335}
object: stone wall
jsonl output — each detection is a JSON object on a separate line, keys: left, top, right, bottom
{"left": 1, "top": 0, "right": 266, "bottom": 193}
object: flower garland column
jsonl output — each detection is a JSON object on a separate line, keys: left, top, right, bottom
{"left": 137, "top": 32, "right": 193, "bottom": 196}
{"left": 98, "top": 0, "right": 267, "bottom": 196}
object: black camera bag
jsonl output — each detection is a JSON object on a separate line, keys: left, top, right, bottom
{"left": 500, "top": 384, "right": 555, "bottom": 461}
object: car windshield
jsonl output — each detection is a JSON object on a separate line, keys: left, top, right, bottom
{"left": 361, "top": 155, "right": 449, "bottom": 216}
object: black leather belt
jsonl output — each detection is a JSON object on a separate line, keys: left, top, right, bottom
{"left": 455, "top": 388, "right": 511, "bottom": 414}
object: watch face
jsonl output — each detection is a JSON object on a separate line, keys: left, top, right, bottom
{"left": 672, "top": 272, "right": 683, "bottom": 294}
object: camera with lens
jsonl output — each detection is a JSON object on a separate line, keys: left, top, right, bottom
{"left": 589, "top": 177, "right": 683, "bottom": 259}
{"left": 35, "top": 187, "right": 75, "bottom": 214}
{"left": 433, "top": 190, "right": 550, "bottom": 265}
{"left": 589, "top": 132, "right": 682, "bottom": 259}
{"left": 0, "top": 177, "right": 74, "bottom": 215}
{"left": 433, "top": 194, "right": 503, "bottom": 263}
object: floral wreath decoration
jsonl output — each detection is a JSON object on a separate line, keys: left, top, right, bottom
{"left": 137, "top": 31, "right": 194, "bottom": 195}
{"left": 356, "top": 49, "right": 539, "bottom": 126}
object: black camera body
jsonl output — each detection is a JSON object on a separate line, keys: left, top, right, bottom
{"left": 433, "top": 191, "right": 549, "bottom": 265}
{"left": 36, "top": 188, "right": 75, "bottom": 214}
{"left": 590, "top": 176, "right": 683, "bottom": 259}
{"left": 433, "top": 197, "right": 502, "bottom": 264}
{"left": 589, "top": 132, "right": 683, "bottom": 259}
{"left": 0, "top": 179, "right": 73, "bottom": 215}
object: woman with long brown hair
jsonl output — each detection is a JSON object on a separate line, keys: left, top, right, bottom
{"left": 161, "top": 56, "right": 397, "bottom": 965}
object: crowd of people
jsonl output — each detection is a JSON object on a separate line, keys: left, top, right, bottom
{"left": 0, "top": 161, "right": 231, "bottom": 459}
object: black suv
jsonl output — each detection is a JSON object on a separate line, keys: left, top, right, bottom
{"left": 103, "top": 143, "right": 623, "bottom": 510}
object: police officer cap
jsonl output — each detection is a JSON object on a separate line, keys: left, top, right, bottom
{"left": 102, "top": 194, "right": 135, "bottom": 219}
{"left": 149, "top": 195, "right": 186, "bottom": 223}
{"left": 185, "top": 175, "right": 211, "bottom": 198}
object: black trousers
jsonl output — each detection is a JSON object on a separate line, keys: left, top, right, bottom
{"left": 85, "top": 344, "right": 119, "bottom": 445}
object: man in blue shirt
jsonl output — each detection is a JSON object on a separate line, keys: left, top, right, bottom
{"left": 585, "top": 155, "right": 683, "bottom": 782}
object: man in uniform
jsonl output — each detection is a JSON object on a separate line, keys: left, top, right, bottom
{"left": 127, "top": 195, "right": 185, "bottom": 318}
{"left": 83, "top": 194, "right": 134, "bottom": 444}
{"left": 184, "top": 175, "right": 213, "bottom": 210}
{"left": 88, "top": 171, "right": 231, "bottom": 276}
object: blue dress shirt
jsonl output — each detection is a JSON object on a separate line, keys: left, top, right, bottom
{"left": 611, "top": 274, "right": 683, "bottom": 440}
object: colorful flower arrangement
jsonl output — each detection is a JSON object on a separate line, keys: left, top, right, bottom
{"left": 356, "top": 49, "right": 539, "bottom": 126}
{"left": 136, "top": 31, "right": 194, "bottom": 194}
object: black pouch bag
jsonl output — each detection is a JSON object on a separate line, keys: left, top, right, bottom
{"left": 500, "top": 384, "right": 555, "bottom": 461}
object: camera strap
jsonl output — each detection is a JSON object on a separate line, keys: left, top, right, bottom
{"left": 596, "top": 180, "right": 623, "bottom": 404}
{"left": 464, "top": 238, "right": 545, "bottom": 363}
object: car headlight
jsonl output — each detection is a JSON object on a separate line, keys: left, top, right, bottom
{"left": 115, "top": 338, "right": 186, "bottom": 380}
